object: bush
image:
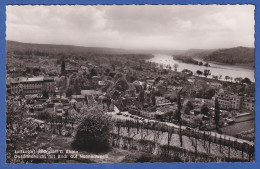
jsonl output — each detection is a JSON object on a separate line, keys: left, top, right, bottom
{"left": 37, "top": 111, "right": 52, "bottom": 121}
{"left": 71, "top": 111, "right": 113, "bottom": 152}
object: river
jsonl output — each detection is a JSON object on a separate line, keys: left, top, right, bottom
{"left": 148, "top": 54, "right": 255, "bottom": 82}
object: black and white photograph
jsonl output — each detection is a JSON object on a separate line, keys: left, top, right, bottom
{"left": 6, "top": 5, "right": 255, "bottom": 163}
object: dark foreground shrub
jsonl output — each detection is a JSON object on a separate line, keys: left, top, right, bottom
{"left": 71, "top": 111, "right": 113, "bottom": 152}
{"left": 37, "top": 111, "right": 52, "bottom": 121}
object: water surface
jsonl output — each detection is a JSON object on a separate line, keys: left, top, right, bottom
{"left": 149, "top": 54, "right": 255, "bottom": 82}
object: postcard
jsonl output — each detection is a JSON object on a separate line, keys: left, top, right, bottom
{"left": 1, "top": 2, "right": 258, "bottom": 168}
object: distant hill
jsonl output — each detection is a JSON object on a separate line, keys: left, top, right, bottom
{"left": 7, "top": 41, "right": 255, "bottom": 67}
{"left": 203, "top": 47, "right": 255, "bottom": 66}
{"left": 6, "top": 40, "right": 189, "bottom": 56}
{"left": 6, "top": 40, "right": 133, "bottom": 55}
{"left": 179, "top": 48, "right": 217, "bottom": 58}
{"left": 173, "top": 47, "right": 254, "bottom": 67}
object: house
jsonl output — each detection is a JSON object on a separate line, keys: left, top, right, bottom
{"left": 194, "top": 98, "right": 214, "bottom": 107}
{"left": 54, "top": 103, "right": 63, "bottom": 114}
{"left": 71, "top": 95, "right": 85, "bottom": 102}
{"left": 92, "top": 76, "right": 101, "bottom": 82}
{"left": 10, "top": 76, "right": 55, "bottom": 95}
{"left": 146, "top": 79, "right": 155, "bottom": 86}
{"left": 63, "top": 103, "right": 71, "bottom": 110}
{"left": 81, "top": 90, "right": 102, "bottom": 97}
{"left": 215, "top": 90, "right": 242, "bottom": 110}
{"left": 242, "top": 97, "right": 254, "bottom": 112}
{"left": 66, "top": 107, "right": 78, "bottom": 116}
{"left": 98, "top": 81, "right": 107, "bottom": 86}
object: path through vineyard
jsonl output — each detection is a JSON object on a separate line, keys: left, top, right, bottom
{"left": 111, "top": 125, "right": 254, "bottom": 162}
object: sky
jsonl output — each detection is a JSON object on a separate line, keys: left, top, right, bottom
{"left": 6, "top": 5, "right": 255, "bottom": 50}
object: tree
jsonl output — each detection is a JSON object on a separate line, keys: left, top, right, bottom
{"left": 42, "top": 89, "right": 49, "bottom": 98}
{"left": 71, "top": 110, "right": 113, "bottom": 152}
{"left": 203, "top": 69, "right": 210, "bottom": 77}
{"left": 186, "top": 101, "right": 194, "bottom": 110}
{"left": 225, "top": 76, "right": 230, "bottom": 81}
{"left": 90, "top": 68, "right": 98, "bottom": 76}
{"left": 204, "top": 88, "right": 215, "bottom": 99}
{"left": 66, "top": 87, "right": 74, "bottom": 98}
{"left": 26, "top": 67, "right": 31, "bottom": 74}
{"left": 201, "top": 104, "right": 209, "bottom": 115}
{"left": 234, "top": 77, "right": 242, "bottom": 83}
{"left": 74, "top": 78, "right": 81, "bottom": 95}
{"left": 105, "top": 68, "right": 110, "bottom": 75}
{"left": 242, "top": 77, "right": 252, "bottom": 85}
{"left": 143, "top": 81, "right": 147, "bottom": 90}
{"left": 56, "top": 76, "right": 66, "bottom": 90}
{"left": 166, "top": 111, "right": 173, "bottom": 121}
{"left": 111, "top": 64, "right": 116, "bottom": 71}
{"left": 139, "top": 89, "right": 145, "bottom": 102}
{"left": 151, "top": 91, "right": 156, "bottom": 106}
{"left": 196, "top": 70, "right": 203, "bottom": 75}
{"left": 174, "top": 93, "right": 182, "bottom": 123}
{"left": 176, "top": 92, "right": 183, "bottom": 147}
{"left": 37, "top": 111, "right": 52, "bottom": 121}
{"left": 184, "top": 106, "right": 190, "bottom": 115}
{"left": 192, "top": 116, "right": 203, "bottom": 128}
{"left": 219, "top": 75, "right": 222, "bottom": 79}
{"left": 214, "top": 99, "right": 220, "bottom": 130}
{"left": 212, "top": 75, "right": 218, "bottom": 80}
{"left": 173, "top": 64, "right": 179, "bottom": 72}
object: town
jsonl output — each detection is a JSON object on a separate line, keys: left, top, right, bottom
{"left": 6, "top": 43, "right": 255, "bottom": 163}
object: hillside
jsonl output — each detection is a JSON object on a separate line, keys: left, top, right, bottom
{"left": 180, "top": 48, "right": 217, "bottom": 58}
{"left": 6, "top": 40, "right": 133, "bottom": 55}
{"left": 203, "top": 47, "right": 255, "bottom": 66}
{"left": 173, "top": 47, "right": 254, "bottom": 68}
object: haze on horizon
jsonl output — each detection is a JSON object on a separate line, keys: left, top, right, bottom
{"left": 6, "top": 5, "right": 255, "bottom": 51}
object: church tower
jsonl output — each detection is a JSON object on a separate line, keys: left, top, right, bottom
{"left": 61, "top": 60, "right": 66, "bottom": 76}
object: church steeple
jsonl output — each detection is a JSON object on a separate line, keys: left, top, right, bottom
{"left": 61, "top": 59, "right": 66, "bottom": 76}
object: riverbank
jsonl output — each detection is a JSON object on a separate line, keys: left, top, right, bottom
{"left": 206, "top": 60, "right": 254, "bottom": 70}
{"left": 148, "top": 54, "right": 255, "bottom": 82}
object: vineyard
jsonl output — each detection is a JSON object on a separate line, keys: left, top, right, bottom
{"left": 6, "top": 104, "right": 254, "bottom": 163}
{"left": 111, "top": 119, "right": 254, "bottom": 162}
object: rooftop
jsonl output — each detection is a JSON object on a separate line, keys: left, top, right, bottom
{"left": 81, "top": 90, "right": 102, "bottom": 96}
{"left": 10, "top": 76, "right": 54, "bottom": 83}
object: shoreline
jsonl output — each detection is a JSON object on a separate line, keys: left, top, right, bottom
{"left": 206, "top": 60, "right": 254, "bottom": 71}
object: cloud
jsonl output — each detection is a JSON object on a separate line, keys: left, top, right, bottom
{"left": 6, "top": 5, "right": 255, "bottom": 50}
